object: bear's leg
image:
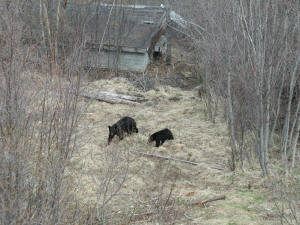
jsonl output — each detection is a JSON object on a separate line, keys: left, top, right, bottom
{"left": 155, "top": 140, "right": 160, "bottom": 147}
{"left": 124, "top": 127, "right": 129, "bottom": 134}
{"left": 127, "top": 124, "right": 132, "bottom": 134}
{"left": 118, "top": 130, "right": 124, "bottom": 140}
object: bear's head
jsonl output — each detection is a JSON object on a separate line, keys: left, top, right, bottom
{"left": 108, "top": 125, "right": 118, "bottom": 145}
{"left": 148, "top": 135, "right": 154, "bottom": 143}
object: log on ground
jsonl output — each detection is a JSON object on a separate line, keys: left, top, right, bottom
{"left": 188, "top": 195, "right": 226, "bottom": 207}
{"left": 80, "top": 91, "right": 145, "bottom": 105}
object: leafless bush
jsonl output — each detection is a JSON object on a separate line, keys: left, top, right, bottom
{"left": 81, "top": 145, "right": 139, "bottom": 224}
{"left": 272, "top": 175, "right": 300, "bottom": 225}
{"left": 143, "top": 160, "right": 181, "bottom": 224}
{"left": 186, "top": 0, "right": 299, "bottom": 174}
{"left": 0, "top": 2, "right": 86, "bottom": 224}
{"left": 0, "top": 46, "right": 83, "bottom": 225}
{"left": 142, "top": 160, "right": 183, "bottom": 224}
{"left": 126, "top": 72, "right": 159, "bottom": 91}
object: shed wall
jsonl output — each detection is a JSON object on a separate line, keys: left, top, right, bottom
{"left": 82, "top": 49, "right": 150, "bottom": 72}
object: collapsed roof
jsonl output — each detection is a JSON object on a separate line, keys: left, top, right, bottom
{"left": 22, "top": 2, "right": 166, "bottom": 53}
{"left": 70, "top": 3, "right": 166, "bottom": 52}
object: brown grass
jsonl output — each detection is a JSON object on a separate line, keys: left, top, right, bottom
{"left": 67, "top": 76, "right": 280, "bottom": 224}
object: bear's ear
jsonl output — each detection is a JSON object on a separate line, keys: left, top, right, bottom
{"left": 108, "top": 126, "right": 111, "bottom": 129}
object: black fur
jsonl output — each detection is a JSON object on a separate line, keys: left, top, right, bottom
{"left": 148, "top": 128, "right": 174, "bottom": 147}
{"left": 108, "top": 116, "right": 138, "bottom": 145}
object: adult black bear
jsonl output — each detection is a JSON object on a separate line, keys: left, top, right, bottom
{"left": 108, "top": 116, "right": 138, "bottom": 145}
{"left": 148, "top": 128, "right": 174, "bottom": 147}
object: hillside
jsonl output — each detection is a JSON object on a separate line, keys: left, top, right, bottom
{"left": 68, "top": 77, "right": 277, "bottom": 225}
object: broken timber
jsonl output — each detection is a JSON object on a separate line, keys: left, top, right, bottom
{"left": 187, "top": 195, "right": 226, "bottom": 207}
{"left": 80, "top": 91, "right": 144, "bottom": 105}
{"left": 131, "top": 151, "right": 223, "bottom": 170}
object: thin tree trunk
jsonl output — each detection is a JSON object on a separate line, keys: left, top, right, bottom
{"left": 290, "top": 58, "right": 300, "bottom": 169}
{"left": 39, "top": 0, "right": 46, "bottom": 50}
{"left": 258, "top": 70, "right": 267, "bottom": 176}
{"left": 263, "top": 69, "right": 271, "bottom": 174}
{"left": 270, "top": 71, "right": 286, "bottom": 145}
{"left": 239, "top": 128, "right": 245, "bottom": 170}
{"left": 287, "top": 55, "right": 300, "bottom": 155}
{"left": 290, "top": 113, "right": 300, "bottom": 169}
{"left": 289, "top": 86, "right": 300, "bottom": 153}
{"left": 98, "top": 0, "right": 115, "bottom": 54}
{"left": 54, "top": 0, "right": 61, "bottom": 67}
{"left": 165, "top": 0, "right": 171, "bottom": 65}
{"left": 257, "top": 53, "right": 267, "bottom": 176}
{"left": 227, "top": 72, "right": 238, "bottom": 171}
{"left": 213, "top": 95, "right": 219, "bottom": 122}
{"left": 263, "top": 1, "right": 270, "bottom": 176}
{"left": 204, "top": 62, "right": 214, "bottom": 121}
{"left": 258, "top": 1, "right": 270, "bottom": 176}
{"left": 281, "top": 55, "right": 298, "bottom": 172}
{"left": 60, "top": 0, "right": 68, "bottom": 65}
{"left": 42, "top": 0, "right": 53, "bottom": 74}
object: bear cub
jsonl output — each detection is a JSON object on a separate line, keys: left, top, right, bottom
{"left": 148, "top": 128, "right": 174, "bottom": 147}
{"left": 108, "top": 116, "right": 138, "bottom": 145}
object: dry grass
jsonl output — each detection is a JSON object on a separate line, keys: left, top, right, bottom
{"left": 67, "top": 76, "right": 280, "bottom": 224}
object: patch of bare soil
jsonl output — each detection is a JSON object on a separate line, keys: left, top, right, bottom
{"left": 68, "top": 77, "right": 278, "bottom": 225}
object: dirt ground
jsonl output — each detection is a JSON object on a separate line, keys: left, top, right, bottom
{"left": 67, "top": 76, "right": 279, "bottom": 225}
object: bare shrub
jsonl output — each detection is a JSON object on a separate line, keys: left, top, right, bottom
{"left": 272, "top": 175, "right": 300, "bottom": 225}
{"left": 0, "top": 2, "right": 86, "bottom": 224}
{"left": 0, "top": 49, "right": 83, "bottom": 225}
{"left": 186, "top": 0, "right": 299, "bottom": 174}
{"left": 83, "top": 145, "right": 138, "bottom": 224}
{"left": 137, "top": 160, "right": 182, "bottom": 224}
{"left": 151, "top": 162, "right": 180, "bottom": 224}
{"left": 126, "top": 72, "right": 159, "bottom": 91}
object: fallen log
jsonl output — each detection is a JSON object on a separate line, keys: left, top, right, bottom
{"left": 131, "top": 151, "right": 223, "bottom": 170}
{"left": 99, "top": 91, "right": 142, "bottom": 101}
{"left": 80, "top": 91, "right": 144, "bottom": 105}
{"left": 188, "top": 195, "right": 226, "bottom": 207}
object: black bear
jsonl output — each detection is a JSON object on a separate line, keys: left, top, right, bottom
{"left": 148, "top": 128, "right": 174, "bottom": 147}
{"left": 108, "top": 116, "right": 138, "bottom": 145}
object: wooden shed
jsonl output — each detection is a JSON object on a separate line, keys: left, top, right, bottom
{"left": 66, "top": 3, "right": 167, "bottom": 72}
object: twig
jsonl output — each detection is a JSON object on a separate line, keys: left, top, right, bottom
{"left": 131, "top": 151, "right": 223, "bottom": 170}
{"left": 98, "top": 0, "right": 116, "bottom": 54}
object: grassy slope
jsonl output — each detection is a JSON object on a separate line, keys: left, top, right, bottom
{"left": 69, "top": 77, "right": 278, "bottom": 225}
